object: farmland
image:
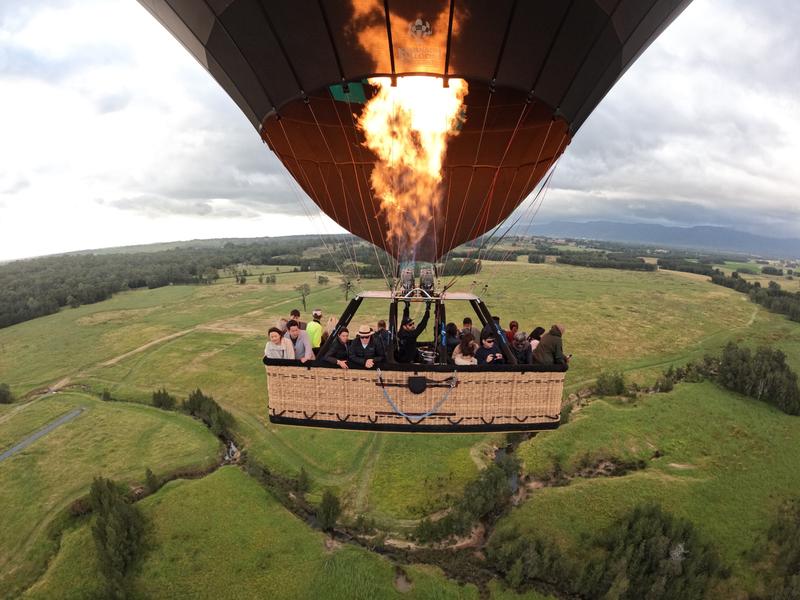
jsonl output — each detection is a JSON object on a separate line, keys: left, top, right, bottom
{"left": 1, "top": 259, "right": 800, "bottom": 597}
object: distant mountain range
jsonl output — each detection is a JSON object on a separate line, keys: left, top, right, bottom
{"left": 528, "top": 221, "right": 800, "bottom": 259}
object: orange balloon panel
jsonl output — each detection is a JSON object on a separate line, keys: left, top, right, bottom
{"left": 262, "top": 83, "right": 570, "bottom": 261}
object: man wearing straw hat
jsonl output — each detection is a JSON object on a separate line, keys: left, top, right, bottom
{"left": 348, "top": 324, "right": 385, "bottom": 369}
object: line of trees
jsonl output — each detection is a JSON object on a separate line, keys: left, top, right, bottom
{"left": 0, "top": 236, "right": 377, "bottom": 329}
{"left": 558, "top": 252, "right": 656, "bottom": 272}
{"left": 711, "top": 272, "right": 800, "bottom": 323}
{"left": 657, "top": 258, "right": 719, "bottom": 276}
{"left": 151, "top": 387, "right": 235, "bottom": 439}
{"left": 717, "top": 343, "right": 800, "bottom": 415}
{"left": 664, "top": 342, "right": 800, "bottom": 416}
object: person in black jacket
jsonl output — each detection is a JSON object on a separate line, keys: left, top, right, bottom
{"left": 322, "top": 328, "right": 350, "bottom": 369}
{"left": 348, "top": 325, "right": 385, "bottom": 369}
{"left": 396, "top": 301, "right": 430, "bottom": 363}
{"left": 475, "top": 332, "right": 505, "bottom": 365}
{"left": 375, "top": 319, "right": 392, "bottom": 358}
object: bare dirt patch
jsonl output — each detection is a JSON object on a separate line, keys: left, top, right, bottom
{"left": 394, "top": 568, "right": 414, "bottom": 593}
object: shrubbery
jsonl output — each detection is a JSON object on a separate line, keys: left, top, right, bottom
{"left": 415, "top": 454, "right": 520, "bottom": 543}
{"left": 594, "top": 370, "right": 626, "bottom": 396}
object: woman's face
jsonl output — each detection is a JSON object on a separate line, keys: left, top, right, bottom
{"left": 269, "top": 331, "right": 281, "bottom": 344}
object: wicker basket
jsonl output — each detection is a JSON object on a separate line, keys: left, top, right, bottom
{"left": 265, "top": 362, "right": 565, "bottom": 432}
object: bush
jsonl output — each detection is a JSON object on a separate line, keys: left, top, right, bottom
{"left": 594, "top": 370, "right": 626, "bottom": 396}
{"left": 101, "top": 389, "right": 113, "bottom": 402}
{"left": 414, "top": 455, "right": 520, "bottom": 543}
{"left": 560, "top": 402, "right": 573, "bottom": 424}
{"left": 0, "top": 383, "right": 14, "bottom": 404}
{"left": 654, "top": 374, "right": 675, "bottom": 393}
{"left": 317, "top": 489, "right": 341, "bottom": 532}
{"left": 69, "top": 495, "right": 92, "bottom": 517}
{"left": 151, "top": 388, "right": 176, "bottom": 411}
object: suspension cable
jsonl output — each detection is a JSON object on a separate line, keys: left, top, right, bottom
{"left": 444, "top": 100, "right": 530, "bottom": 288}
{"left": 263, "top": 123, "right": 349, "bottom": 280}
{"left": 337, "top": 89, "right": 394, "bottom": 289}
{"left": 306, "top": 99, "right": 363, "bottom": 283}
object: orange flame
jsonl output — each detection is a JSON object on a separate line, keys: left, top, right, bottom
{"left": 359, "top": 76, "right": 468, "bottom": 260}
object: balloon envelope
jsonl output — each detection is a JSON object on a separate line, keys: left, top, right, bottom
{"left": 139, "top": 0, "right": 691, "bottom": 261}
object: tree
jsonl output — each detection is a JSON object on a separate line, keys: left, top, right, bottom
{"left": 595, "top": 370, "right": 626, "bottom": 396}
{"left": 317, "top": 275, "right": 329, "bottom": 285}
{"left": 340, "top": 277, "right": 354, "bottom": 301}
{"left": 317, "top": 489, "right": 341, "bottom": 532}
{"left": 296, "top": 467, "right": 311, "bottom": 494}
{"left": 295, "top": 283, "right": 311, "bottom": 311}
{"left": 151, "top": 388, "right": 176, "bottom": 410}
{"left": 0, "top": 383, "right": 14, "bottom": 404}
{"left": 144, "top": 468, "right": 159, "bottom": 494}
{"left": 258, "top": 274, "right": 264, "bottom": 284}
{"left": 90, "top": 477, "right": 145, "bottom": 598}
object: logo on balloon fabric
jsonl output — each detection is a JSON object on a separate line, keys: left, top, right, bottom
{"left": 409, "top": 19, "right": 432, "bottom": 38}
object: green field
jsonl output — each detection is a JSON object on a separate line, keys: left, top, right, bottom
{"left": 0, "top": 392, "right": 220, "bottom": 598}
{"left": 506, "top": 381, "right": 800, "bottom": 595}
{"left": 2, "top": 260, "right": 800, "bottom": 597}
{"left": 25, "top": 467, "right": 478, "bottom": 600}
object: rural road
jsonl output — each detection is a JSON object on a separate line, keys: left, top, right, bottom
{"left": 0, "top": 407, "right": 85, "bottom": 463}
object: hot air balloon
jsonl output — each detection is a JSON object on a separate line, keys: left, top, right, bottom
{"left": 139, "top": 0, "right": 691, "bottom": 432}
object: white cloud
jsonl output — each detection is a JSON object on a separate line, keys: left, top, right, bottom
{"left": 540, "top": 0, "right": 800, "bottom": 238}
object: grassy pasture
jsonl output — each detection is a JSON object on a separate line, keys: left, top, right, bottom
{"left": 507, "top": 381, "right": 800, "bottom": 593}
{"left": 0, "top": 392, "right": 220, "bottom": 599}
{"left": 3, "top": 263, "right": 800, "bottom": 528}
{"left": 26, "top": 467, "right": 478, "bottom": 600}
{"left": 3, "top": 261, "right": 800, "bottom": 596}
{"left": 713, "top": 260, "right": 760, "bottom": 274}
{"left": 0, "top": 271, "right": 338, "bottom": 397}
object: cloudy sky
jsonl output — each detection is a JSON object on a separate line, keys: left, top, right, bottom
{"left": 1, "top": 0, "right": 798, "bottom": 261}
